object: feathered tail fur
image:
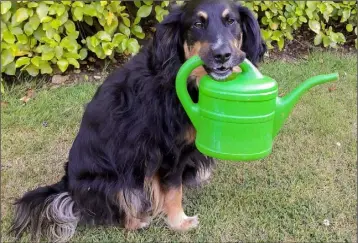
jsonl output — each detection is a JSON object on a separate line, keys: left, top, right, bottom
{"left": 9, "top": 177, "right": 80, "bottom": 242}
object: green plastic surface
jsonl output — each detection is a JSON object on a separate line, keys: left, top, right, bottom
{"left": 176, "top": 55, "right": 339, "bottom": 161}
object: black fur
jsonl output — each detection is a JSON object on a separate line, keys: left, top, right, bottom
{"left": 10, "top": 1, "right": 266, "bottom": 241}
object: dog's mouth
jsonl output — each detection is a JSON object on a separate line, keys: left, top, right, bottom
{"left": 204, "top": 66, "right": 233, "bottom": 80}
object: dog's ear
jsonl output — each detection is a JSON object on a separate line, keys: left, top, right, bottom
{"left": 237, "top": 4, "right": 266, "bottom": 65}
{"left": 152, "top": 5, "right": 184, "bottom": 69}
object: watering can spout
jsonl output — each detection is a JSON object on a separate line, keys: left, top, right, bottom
{"left": 273, "top": 72, "right": 339, "bottom": 137}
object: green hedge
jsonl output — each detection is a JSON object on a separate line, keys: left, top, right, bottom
{"left": 1, "top": 1, "right": 357, "bottom": 81}
{"left": 241, "top": 1, "right": 357, "bottom": 50}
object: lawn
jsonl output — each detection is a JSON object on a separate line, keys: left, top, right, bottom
{"left": 1, "top": 51, "right": 356, "bottom": 242}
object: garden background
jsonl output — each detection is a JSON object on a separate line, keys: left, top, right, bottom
{"left": 1, "top": 1, "right": 357, "bottom": 242}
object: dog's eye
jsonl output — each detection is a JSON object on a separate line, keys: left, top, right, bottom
{"left": 227, "top": 18, "right": 235, "bottom": 25}
{"left": 193, "top": 22, "right": 204, "bottom": 29}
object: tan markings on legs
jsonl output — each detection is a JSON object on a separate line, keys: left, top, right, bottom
{"left": 197, "top": 11, "right": 208, "bottom": 20}
{"left": 144, "top": 175, "right": 164, "bottom": 217}
{"left": 184, "top": 125, "right": 196, "bottom": 145}
{"left": 222, "top": 8, "right": 230, "bottom": 18}
{"left": 163, "top": 185, "right": 199, "bottom": 231}
{"left": 118, "top": 190, "right": 151, "bottom": 230}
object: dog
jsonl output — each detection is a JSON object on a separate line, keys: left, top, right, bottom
{"left": 10, "top": 0, "right": 266, "bottom": 242}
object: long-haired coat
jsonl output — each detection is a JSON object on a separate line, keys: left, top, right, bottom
{"left": 10, "top": 0, "right": 266, "bottom": 241}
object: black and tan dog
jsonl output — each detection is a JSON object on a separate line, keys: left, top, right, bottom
{"left": 10, "top": 0, "right": 266, "bottom": 242}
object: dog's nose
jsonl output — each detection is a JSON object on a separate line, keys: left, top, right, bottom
{"left": 213, "top": 46, "right": 231, "bottom": 64}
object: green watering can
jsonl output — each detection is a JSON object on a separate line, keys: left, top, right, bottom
{"left": 176, "top": 55, "right": 339, "bottom": 161}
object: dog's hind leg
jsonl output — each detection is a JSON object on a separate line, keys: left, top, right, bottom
{"left": 118, "top": 189, "right": 151, "bottom": 230}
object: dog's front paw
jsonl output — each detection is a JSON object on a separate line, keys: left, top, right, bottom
{"left": 167, "top": 214, "right": 199, "bottom": 231}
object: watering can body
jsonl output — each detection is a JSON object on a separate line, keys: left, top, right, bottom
{"left": 176, "top": 55, "right": 338, "bottom": 161}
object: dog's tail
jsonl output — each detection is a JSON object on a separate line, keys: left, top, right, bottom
{"left": 9, "top": 176, "right": 80, "bottom": 242}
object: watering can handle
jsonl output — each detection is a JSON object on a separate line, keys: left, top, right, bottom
{"left": 238, "top": 59, "right": 264, "bottom": 78}
{"left": 176, "top": 55, "right": 203, "bottom": 129}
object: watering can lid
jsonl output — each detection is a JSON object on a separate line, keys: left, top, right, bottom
{"left": 199, "top": 62, "right": 278, "bottom": 101}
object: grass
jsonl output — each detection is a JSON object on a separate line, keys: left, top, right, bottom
{"left": 1, "top": 51, "right": 357, "bottom": 242}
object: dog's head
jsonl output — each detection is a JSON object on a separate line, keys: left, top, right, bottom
{"left": 152, "top": 0, "right": 266, "bottom": 81}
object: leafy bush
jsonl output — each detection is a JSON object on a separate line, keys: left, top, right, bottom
{"left": 1, "top": 1, "right": 356, "bottom": 78}
{"left": 1, "top": 0, "right": 177, "bottom": 77}
{"left": 241, "top": 1, "right": 357, "bottom": 50}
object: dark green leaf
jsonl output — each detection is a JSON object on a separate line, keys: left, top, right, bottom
{"left": 127, "top": 38, "right": 140, "bottom": 54}
{"left": 50, "top": 19, "right": 61, "bottom": 29}
{"left": 1, "top": 10, "right": 11, "bottom": 22}
{"left": 55, "top": 46, "right": 63, "bottom": 59}
{"left": 143, "top": 1, "right": 153, "bottom": 6}
{"left": 42, "top": 16, "right": 53, "bottom": 23}
{"left": 104, "top": 16, "right": 118, "bottom": 36}
{"left": 134, "top": 1, "right": 141, "bottom": 8}
{"left": 346, "top": 24, "right": 353, "bottom": 32}
{"left": 33, "top": 28, "right": 45, "bottom": 41}
{"left": 1, "top": 1, "right": 11, "bottom": 15}
{"left": 15, "top": 8, "right": 29, "bottom": 23}
{"left": 29, "top": 15, "right": 40, "bottom": 30}
{"left": 42, "top": 46, "right": 55, "bottom": 61}
{"left": 120, "top": 38, "right": 127, "bottom": 52}
{"left": 57, "top": 59, "right": 69, "bottom": 72}
{"left": 56, "top": 4, "right": 66, "bottom": 16}
{"left": 261, "top": 29, "right": 272, "bottom": 40}
{"left": 134, "top": 16, "right": 141, "bottom": 25}
{"left": 36, "top": 2, "right": 49, "bottom": 22}
{"left": 137, "top": 5, "right": 152, "bottom": 18}
{"left": 17, "top": 34, "right": 28, "bottom": 44}
{"left": 122, "top": 17, "right": 130, "bottom": 27}
{"left": 63, "top": 52, "right": 81, "bottom": 59}
{"left": 72, "top": 1, "right": 84, "bottom": 8}
{"left": 308, "top": 20, "right": 320, "bottom": 34}
{"left": 79, "top": 48, "right": 88, "bottom": 60}
{"left": 5, "top": 62, "right": 16, "bottom": 75}
{"left": 1, "top": 49, "right": 14, "bottom": 67}
{"left": 67, "top": 58, "right": 80, "bottom": 68}
{"left": 58, "top": 11, "right": 68, "bottom": 24}
{"left": 112, "top": 33, "right": 126, "bottom": 46}
{"left": 84, "top": 5, "right": 97, "bottom": 17}
{"left": 94, "top": 46, "right": 106, "bottom": 59}
{"left": 102, "top": 42, "right": 113, "bottom": 55}
{"left": 299, "top": 16, "right": 307, "bottom": 23}
{"left": 322, "top": 36, "right": 331, "bottom": 47}
{"left": 84, "top": 16, "right": 93, "bottom": 26}
{"left": 30, "top": 38, "right": 37, "bottom": 48}
{"left": 73, "top": 7, "right": 83, "bottom": 21}
{"left": 277, "top": 38, "right": 284, "bottom": 50}
{"left": 96, "top": 31, "right": 111, "bottom": 41}
{"left": 26, "top": 64, "right": 39, "bottom": 76}
{"left": 15, "top": 56, "right": 31, "bottom": 68}
{"left": 313, "top": 32, "right": 322, "bottom": 46}
{"left": 9, "top": 26, "right": 23, "bottom": 36}
{"left": 287, "top": 17, "right": 297, "bottom": 25}
{"left": 54, "top": 33, "right": 61, "bottom": 42}
{"left": 40, "top": 61, "right": 53, "bottom": 74}
{"left": 3, "top": 30, "right": 15, "bottom": 44}
{"left": 306, "top": 1, "right": 317, "bottom": 10}
{"left": 341, "top": 9, "right": 350, "bottom": 22}
{"left": 89, "top": 36, "right": 100, "bottom": 48}
{"left": 119, "top": 23, "right": 130, "bottom": 37}
{"left": 64, "top": 20, "right": 76, "bottom": 33}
